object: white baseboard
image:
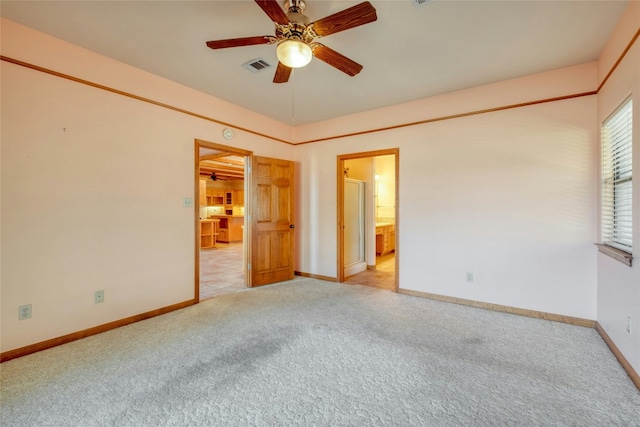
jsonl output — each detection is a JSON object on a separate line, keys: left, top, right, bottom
{"left": 345, "top": 261, "right": 367, "bottom": 277}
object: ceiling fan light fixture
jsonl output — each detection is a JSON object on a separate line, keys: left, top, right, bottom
{"left": 276, "top": 39, "right": 312, "bottom": 68}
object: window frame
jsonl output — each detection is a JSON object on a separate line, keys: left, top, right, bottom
{"left": 598, "top": 96, "right": 633, "bottom": 266}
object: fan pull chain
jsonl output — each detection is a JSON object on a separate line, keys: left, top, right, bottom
{"left": 291, "top": 69, "right": 296, "bottom": 124}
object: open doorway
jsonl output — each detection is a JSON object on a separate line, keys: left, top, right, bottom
{"left": 195, "top": 139, "right": 252, "bottom": 301}
{"left": 337, "top": 149, "right": 399, "bottom": 291}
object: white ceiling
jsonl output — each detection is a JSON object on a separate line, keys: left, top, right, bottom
{"left": 0, "top": 0, "right": 629, "bottom": 126}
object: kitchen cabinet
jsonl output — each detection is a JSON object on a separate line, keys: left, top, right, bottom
{"left": 211, "top": 215, "right": 244, "bottom": 243}
{"left": 218, "top": 227, "right": 229, "bottom": 242}
{"left": 233, "top": 190, "right": 244, "bottom": 206}
{"left": 206, "top": 189, "right": 224, "bottom": 206}
{"left": 230, "top": 218, "right": 244, "bottom": 241}
{"left": 200, "top": 219, "right": 220, "bottom": 249}
{"left": 376, "top": 224, "right": 395, "bottom": 256}
{"left": 225, "top": 191, "right": 233, "bottom": 207}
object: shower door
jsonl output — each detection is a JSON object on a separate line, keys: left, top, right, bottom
{"left": 344, "top": 178, "right": 366, "bottom": 277}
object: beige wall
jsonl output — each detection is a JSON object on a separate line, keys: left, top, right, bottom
{"left": 0, "top": 19, "right": 293, "bottom": 353}
{"left": 596, "top": 2, "right": 640, "bottom": 375}
{"left": 374, "top": 155, "right": 395, "bottom": 223}
{"left": 295, "top": 85, "right": 598, "bottom": 319}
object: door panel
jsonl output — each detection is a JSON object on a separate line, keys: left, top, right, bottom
{"left": 251, "top": 156, "right": 294, "bottom": 286}
{"left": 257, "top": 184, "right": 272, "bottom": 222}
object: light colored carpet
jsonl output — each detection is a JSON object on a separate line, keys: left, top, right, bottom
{"left": 2, "top": 278, "right": 639, "bottom": 426}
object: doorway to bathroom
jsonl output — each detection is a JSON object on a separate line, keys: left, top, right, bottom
{"left": 337, "top": 149, "right": 399, "bottom": 291}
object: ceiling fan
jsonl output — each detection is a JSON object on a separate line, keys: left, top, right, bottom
{"left": 206, "top": 0, "right": 377, "bottom": 83}
{"left": 210, "top": 172, "right": 228, "bottom": 181}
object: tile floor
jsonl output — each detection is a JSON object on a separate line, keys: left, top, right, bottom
{"left": 200, "top": 244, "right": 396, "bottom": 299}
{"left": 344, "top": 252, "right": 396, "bottom": 290}
{"left": 199, "top": 242, "right": 246, "bottom": 300}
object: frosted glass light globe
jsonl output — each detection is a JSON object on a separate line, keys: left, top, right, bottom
{"left": 276, "top": 40, "right": 312, "bottom": 68}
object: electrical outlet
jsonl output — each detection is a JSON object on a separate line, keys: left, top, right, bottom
{"left": 466, "top": 272, "right": 474, "bottom": 283}
{"left": 183, "top": 197, "right": 193, "bottom": 207}
{"left": 627, "top": 316, "right": 632, "bottom": 334}
{"left": 95, "top": 290, "right": 105, "bottom": 304}
{"left": 19, "top": 304, "right": 32, "bottom": 320}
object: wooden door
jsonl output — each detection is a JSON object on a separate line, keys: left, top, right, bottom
{"left": 251, "top": 156, "right": 295, "bottom": 286}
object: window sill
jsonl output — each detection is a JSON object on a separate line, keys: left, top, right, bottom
{"left": 595, "top": 243, "right": 633, "bottom": 267}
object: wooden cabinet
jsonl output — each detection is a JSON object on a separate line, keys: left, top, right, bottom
{"left": 200, "top": 183, "right": 226, "bottom": 207}
{"left": 224, "top": 191, "right": 233, "bottom": 207}
{"left": 200, "top": 219, "right": 220, "bottom": 249}
{"left": 224, "top": 190, "right": 245, "bottom": 209}
{"left": 206, "top": 189, "right": 224, "bottom": 206}
{"left": 218, "top": 227, "right": 229, "bottom": 242}
{"left": 233, "top": 190, "right": 244, "bottom": 206}
{"left": 376, "top": 224, "right": 395, "bottom": 256}
{"left": 212, "top": 216, "right": 243, "bottom": 243}
{"left": 230, "top": 218, "right": 244, "bottom": 241}
{"left": 389, "top": 228, "right": 396, "bottom": 252}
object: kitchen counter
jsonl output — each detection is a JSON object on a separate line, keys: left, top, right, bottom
{"left": 199, "top": 219, "right": 220, "bottom": 249}
{"left": 209, "top": 216, "right": 243, "bottom": 243}
{"left": 375, "top": 222, "right": 393, "bottom": 227}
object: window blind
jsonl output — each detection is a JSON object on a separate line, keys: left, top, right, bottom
{"left": 601, "top": 98, "right": 633, "bottom": 252}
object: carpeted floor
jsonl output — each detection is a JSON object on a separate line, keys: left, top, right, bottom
{"left": 2, "top": 278, "right": 639, "bottom": 426}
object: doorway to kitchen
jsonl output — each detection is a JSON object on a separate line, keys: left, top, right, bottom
{"left": 195, "top": 139, "right": 251, "bottom": 301}
{"left": 337, "top": 149, "right": 399, "bottom": 291}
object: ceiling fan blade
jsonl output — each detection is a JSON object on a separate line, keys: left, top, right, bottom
{"left": 254, "top": 0, "right": 290, "bottom": 25}
{"left": 310, "top": 1, "right": 377, "bottom": 37}
{"left": 206, "top": 36, "right": 271, "bottom": 49}
{"left": 273, "top": 62, "right": 292, "bottom": 83}
{"left": 312, "top": 44, "right": 363, "bottom": 76}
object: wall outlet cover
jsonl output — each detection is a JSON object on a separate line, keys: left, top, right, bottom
{"left": 95, "top": 290, "right": 105, "bottom": 304}
{"left": 19, "top": 304, "right": 32, "bottom": 320}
